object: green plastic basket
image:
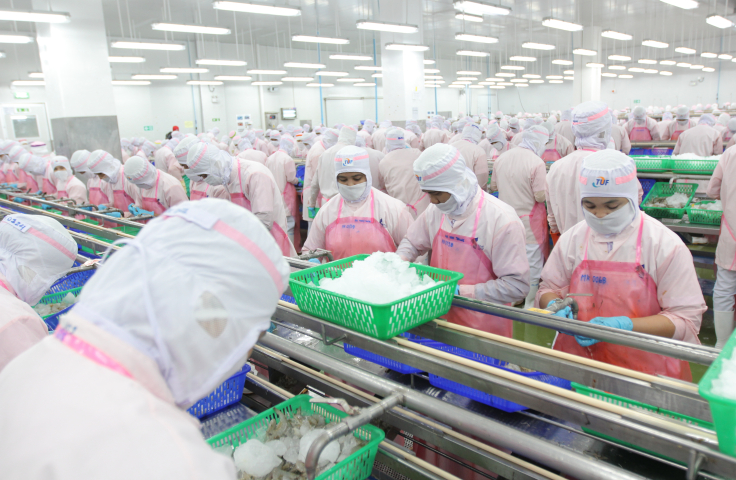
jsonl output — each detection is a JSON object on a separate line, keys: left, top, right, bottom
{"left": 631, "top": 156, "right": 671, "bottom": 173}
{"left": 309, "top": 207, "right": 320, "bottom": 219}
{"left": 686, "top": 201, "right": 722, "bottom": 225}
{"left": 641, "top": 182, "right": 697, "bottom": 219}
{"left": 699, "top": 331, "right": 736, "bottom": 458}
{"left": 207, "top": 395, "right": 384, "bottom": 480}
{"left": 289, "top": 254, "right": 463, "bottom": 340}
{"left": 572, "top": 382, "right": 714, "bottom": 462}
{"left": 671, "top": 158, "right": 719, "bottom": 175}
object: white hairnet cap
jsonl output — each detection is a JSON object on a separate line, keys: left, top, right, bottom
{"left": 237, "top": 137, "right": 253, "bottom": 151}
{"left": 572, "top": 101, "right": 611, "bottom": 150}
{"left": 508, "top": 117, "right": 520, "bottom": 128}
{"left": 71, "top": 199, "right": 289, "bottom": 407}
{"left": 676, "top": 106, "right": 690, "bottom": 120}
{"left": 579, "top": 150, "right": 639, "bottom": 206}
{"left": 385, "top": 127, "right": 407, "bottom": 152}
{"left": 414, "top": 143, "right": 478, "bottom": 216}
{"left": 699, "top": 113, "right": 716, "bottom": 126}
{"left": 186, "top": 142, "right": 232, "bottom": 185}
{"left": 461, "top": 124, "right": 482, "bottom": 144}
{"left": 322, "top": 129, "right": 339, "bottom": 149}
{"left": 718, "top": 113, "right": 731, "bottom": 125}
{"left": 69, "top": 150, "right": 91, "bottom": 171}
{"left": 25, "top": 155, "right": 47, "bottom": 176}
{"left": 51, "top": 155, "right": 72, "bottom": 175}
{"left": 522, "top": 118, "right": 536, "bottom": 130}
{"left": 728, "top": 118, "right": 736, "bottom": 133}
{"left": 335, "top": 145, "right": 372, "bottom": 202}
{"left": 0, "top": 214, "right": 77, "bottom": 304}
{"left": 561, "top": 109, "right": 573, "bottom": 121}
{"left": 519, "top": 125, "right": 549, "bottom": 155}
{"left": 337, "top": 125, "right": 358, "bottom": 146}
{"left": 0, "top": 141, "right": 19, "bottom": 155}
{"left": 124, "top": 155, "right": 157, "bottom": 188}
{"left": 486, "top": 124, "right": 507, "bottom": 149}
{"left": 16, "top": 152, "right": 32, "bottom": 170}
{"left": 174, "top": 136, "right": 201, "bottom": 165}
{"left": 380, "top": 120, "right": 392, "bottom": 129}
{"left": 663, "top": 111, "right": 673, "bottom": 121}
{"left": 632, "top": 106, "right": 646, "bottom": 119}
{"left": 87, "top": 150, "right": 122, "bottom": 182}
{"left": 279, "top": 135, "right": 295, "bottom": 156}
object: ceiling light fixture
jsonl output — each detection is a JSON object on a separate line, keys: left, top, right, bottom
{"left": 425, "top": 68, "right": 441, "bottom": 73}
{"left": 495, "top": 72, "right": 516, "bottom": 77}
{"left": 457, "top": 70, "right": 480, "bottom": 75}
{"left": 601, "top": 72, "right": 617, "bottom": 77}
{"left": 0, "top": 9, "right": 69, "bottom": 23}
{"left": 196, "top": 59, "right": 245, "bottom": 66}
{"left": 152, "top": 23, "right": 230, "bottom": 35}
{"left": 572, "top": 48, "right": 597, "bottom": 56}
{"left": 284, "top": 62, "right": 326, "bottom": 68}
{"left": 675, "top": 46, "right": 696, "bottom": 54}
{"left": 385, "top": 43, "right": 429, "bottom": 51}
{"left": 425, "top": 75, "right": 443, "bottom": 79}
{"left": 552, "top": 59, "right": 573, "bottom": 65}
{"left": 354, "top": 82, "right": 377, "bottom": 86}
{"left": 252, "top": 81, "right": 283, "bottom": 85}
{"left": 563, "top": 70, "right": 575, "bottom": 74}
{"left": 587, "top": 62, "right": 604, "bottom": 68}
{"left": 0, "top": 34, "right": 33, "bottom": 44}
{"left": 488, "top": 85, "right": 505, "bottom": 89}
{"left": 522, "top": 74, "right": 541, "bottom": 78}
{"left": 609, "top": 65, "right": 627, "bottom": 70}
{"left": 510, "top": 78, "right": 528, "bottom": 82}
{"left": 542, "top": 17, "right": 583, "bottom": 31}
{"left": 291, "top": 35, "right": 349, "bottom": 44}
{"left": 131, "top": 74, "right": 177, "bottom": 79}
{"left": 690, "top": 64, "right": 704, "bottom": 69}
{"left": 160, "top": 67, "right": 208, "bottom": 73}
{"left": 214, "top": 75, "right": 252, "bottom": 80}
{"left": 453, "top": 1, "right": 511, "bottom": 16}
{"left": 601, "top": 30, "right": 633, "bottom": 40}
{"left": 448, "top": 84, "right": 465, "bottom": 88}
{"left": 703, "top": 67, "right": 716, "bottom": 72}
{"left": 455, "top": 33, "right": 498, "bottom": 43}
{"left": 549, "top": 80, "right": 563, "bottom": 83}
{"left": 643, "top": 68, "right": 658, "bottom": 73}
{"left": 187, "top": 80, "right": 223, "bottom": 85}
{"left": 356, "top": 20, "right": 418, "bottom": 33}
{"left": 112, "top": 80, "right": 150, "bottom": 85}
{"left": 478, "top": 81, "right": 494, "bottom": 85}
{"left": 424, "top": 59, "right": 436, "bottom": 64}
{"left": 452, "top": 80, "right": 473, "bottom": 84}
{"left": 608, "top": 54, "right": 631, "bottom": 61}
{"left": 456, "top": 49, "right": 489, "bottom": 56}
{"left": 501, "top": 65, "right": 525, "bottom": 70}
{"left": 701, "top": 52, "right": 718, "bottom": 58}
{"left": 509, "top": 55, "right": 536, "bottom": 61}
{"left": 497, "top": 82, "right": 514, "bottom": 85}
{"left": 111, "top": 40, "right": 184, "bottom": 50}
{"left": 455, "top": 12, "right": 483, "bottom": 22}
{"left": 642, "top": 39, "right": 669, "bottom": 48}
{"left": 28, "top": 72, "right": 43, "bottom": 78}
{"left": 529, "top": 79, "right": 544, "bottom": 83}
{"left": 330, "top": 54, "right": 372, "bottom": 61}
{"left": 618, "top": 74, "right": 634, "bottom": 78}
{"left": 109, "top": 56, "right": 146, "bottom": 63}
{"left": 659, "top": 0, "right": 698, "bottom": 9}
{"left": 719, "top": 53, "right": 733, "bottom": 60}
{"left": 659, "top": 71, "right": 673, "bottom": 75}
{"left": 247, "top": 69, "right": 287, "bottom": 74}
{"left": 315, "top": 71, "right": 349, "bottom": 77}
{"left": 638, "top": 59, "right": 658, "bottom": 64}
{"left": 11, "top": 80, "right": 44, "bottom": 86}
{"left": 706, "top": 14, "right": 734, "bottom": 28}
{"left": 212, "top": 1, "right": 300, "bottom": 16}
{"left": 336, "top": 78, "right": 365, "bottom": 82}
{"left": 469, "top": 85, "right": 484, "bottom": 88}
{"left": 628, "top": 67, "right": 645, "bottom": 72}
{"left": 354, "top": 66, "right": 382, "bottom": 71}
{"left": 676, "top": 62, "right": 692, "bottom": 67}
{"left": 457, "top": 76, "right": 478, "bottom": 80}
{"left": 660, "top": 60, "right": 677, "bottom": 65}
{"left": 522, "top": 42, "right": 555, "bottom": 50}
{"left": 546, "top": 75, "right": 563, "bottom": 79}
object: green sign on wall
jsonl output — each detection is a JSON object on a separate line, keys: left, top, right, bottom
{"left": 212, "top": 118, "right": 221, "bottom": 122}
{"left": 143, "top": 126, "right": 153, "bottom": 131}
{"left": 633, "top": 99, "right": 641, "bottom": 104}
{"left": 13, "top": 92, "right": 29, "bottom": 99}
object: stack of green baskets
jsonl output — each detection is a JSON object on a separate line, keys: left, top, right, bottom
{"left": 289, "top": 254, "right": 463, "bottom": 340}
{"left": 641, "top": 182, "right": 697, "bottom": 219}
{"left": 699, "top": 332, "right": 736, "bottom": 458}
{"left": 631, "top": 156, "right": 671, "bottom": 173}
{"left": 670, "top": 158, "right": 719, "bottom": 175}
{"left": 207, "top": 395, "right": 384, "bottom": 480}
{"left": 686, "top": 200, "right": 722, "bottom": 226}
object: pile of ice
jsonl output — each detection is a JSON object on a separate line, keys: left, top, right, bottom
{"left": 317, "top": 252, "right": 437, "bottom": 304}
{"left": 671, "top": 153, "right": 721, "bottom": 161}
{"left": 645, "top": 192, "right": 690, "bottom": 209}
{"left": 711, "top": 348, "right": 736, "bottom": 400}
{"left": 217, "top": 408, "right": 367, "bottom": 479}
{"left": 32, "top": 292, "right": 77, "bottom": 317}
{"left": 690, "top": 199, "right": 723, "bottom": 211}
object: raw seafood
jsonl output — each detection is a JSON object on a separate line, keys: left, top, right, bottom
{"left": 644, "top": 192, "right": 689, "bottom": 209}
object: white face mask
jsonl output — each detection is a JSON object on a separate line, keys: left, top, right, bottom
{"left": 436, "top": 195, "right": 458, "bottom": 214}
{"left": 204, "top": 174, "right": 224, "bottom": 186}
{"left": 337, "top": 182, "right": 367, "bottom": 202}
{"left": 53, "top": 170, "right": 69, "bottom": 181}
{"left": 678, "top": 119, "right": 689, "bottom": 125}
{"left": 583, "top": 200, "right": 636, "bottom": 236}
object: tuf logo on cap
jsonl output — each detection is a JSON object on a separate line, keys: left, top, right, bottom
{"left": 342, "top": 157, "right": 354, "bottom": 167}
{"left": 415, "top": 174, "right": 422, "bottom": 182}
{"left": 592, "top": 176, "right": 609, "bottom": 188}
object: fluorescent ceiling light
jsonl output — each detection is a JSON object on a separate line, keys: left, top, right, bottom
{"left": 701, "top": 52, "right": 718, "bottom": 58}
{"left": 109, "top": 56, "right": 145, "bottom": 63}
{"left": 315, "top": 71, "right": 349, "bottom": 77}
{"left": 609, "top": 65, "right": 627, "bottom": 70}
{"left": 601, "top": 30, "right": 632, "bottom": 40}
{"left": 457, "top": 50, "right": 489, "bottom": 56}
{"left": 424, "top": 59, "right": 436, "bottom": 64}
{"left": 456, "top": 70, "right": 480, "bottom": 75}
{"left": 552, "top": 59, "right": 573, "bottom": 65}
{"left": 515, "top": 84, "right": 529, "bottom": 87}
{"left": 572, "top": 48, "right": 597, "bottom": 56}
{"left": 385, "top": 43, "right": 429, "bottom": 51}
{"left": 455, "top": 33, "right": 498, "bottom": 43}
{"left": 619, "top": 74, "right": 633, "bottom": 78}
{"left": 488, "top": 85, "right": 505, "bottom": 89}
{"left": 660, "top": 60, "right": 677, "bottom": 65}
{"left": 522, "top": 42, "right": 555, "bottom": 50}
{"left": 690, "top": 64, "right": 704, "bottom": 69}
{"left": 495, "top": 72, "right": 516, "bottom": 77}
{"left": 284, "top": 62, "right": 325, "bottom": 68}
{"left": 111, "top": 41, "right": 184, "bottom": 51}
{"left": 659, "top": 0, "right": 698, "bottom": 9}
{"left": 281, "top": 77, "right": 313, "bottom": 81}
{"left": 586, "top": 62, "right": 604, "bottom": 68}
{"left": 131, "top": 74, "right": 177, "bottom": 79}
{"left": 549, "top": 80, "right": 563, "bottom": 83}
{"left": 187, "top": 80, "right": 223, "bottom": 85}
{"left": 510, "top": 78, "right": 528, "bottom": 82}
{"left": 0, "top": 34, "right": 33, "bottom": 44}
{"left": 453, "top": 1, "right": 511, "bottom": 16}
{"left": 457, "top": 76, "right": 478, "bottom": 80}
{"left": 642, "top": 39, "right": 668, "bottom": 48}
{"left": 564, "top": 76, "right": 574, "bottom": 80}
{"left": 196, "top": 59, "right": 246, "bottom": 66}
{"left": 719, "top": 53, "right": 733, "bottom": 60}
{"left": 252, "top": 81, "right": 283, "bottom": 85}
{"left": 28, "top": 72, "right": 43, "bottom": 78}
{"left": 529, "top": 80, "right": 544, "bottom": 83}
{"left": 542, "top": 17, "right": 583, "bottom": 31}
{"left": 292, "top": 35, "right": 349, "bottom": 45}
{"left": 501, "top": 65, "right": 525, "bottom": 70}
{"left": 675, "top": 47, "right": 696, "bottom": 54}
{"left": 659, "top": 71, "right": 673, "bottom": 75}
{"left": 643, "top": 68, "right": 658, "bottom": 73}
{"left": 546, "top": 75, "right": 563, "bottom": 79}
{"left": 214, "top": 75, "right": 252, "bottom": 80}
{"left": 601, "top": 72, "right": 617, "bottom": 77}
{"left": 628, "top": 67, "right": 645, "bottom": 72}
{"left": 486, "top": 77, "right": 504, "bottom": 81}
{"left": 425, "top": 75, "right": 444, "bottom": 79}
{"left": 448, "top": 84, "right": 465, "bottom": 88}
{"left": 247, "top": 69, "right": 287, "bottom": 74}
{"left": 608, "top": 54, "right": 631, "bottom": 61}
{"left": 638, "top": 59, "right": 657, "bottom": 64}
{"left": 676, "top": 62, "right": 692, "bottom": 67}
{"left": 112, "top": 80, "right": 150, "bottom": 85}
{"left": 356, "top": 20, "right": 418, "bottom": 33}
{"left": 563, "top": 70, "right": 575, "bottom": 74}
{"left": 703, "top": 67, "right": 716, "bottom": 72}
{"left": 371, "top": 73, "right": 383, "bottom": 78}
{"left": 330, "top": 54, "right": 372, "bottom": 61}
{"left": 152, "top": 23, "right": 230, "bottom": 35}
{"left": 455, "top": 13, "right": 483, "bottom": 22}
{"left": 336, "top": 78, "right": 365, "bottom": 82}
{"left": 160, "top": 67, "right": 208, "bottom": 73}
{"left": 354, "top": 65, "right": 382, "bottom": 71}
{"left": 509, "top": 55, "right": 536, "bottom": 61}
{"left": 11, "top": 80, "right": 44, "bottom": 86}
{"left": 452, "top": 80, "right": 473, "bottom": 84}
{"left": 0, "top": 9, "right": 69, "bottom": 23}
{"left": 307, "top": 83, "right": 333, "bottom": 87}
{"left": 212, "top": 1, "right": 301, "bottom": 16}
{"left": 425, "top": 68, "right": 441, "bottom": 73}
{"left": 522, "top": 74, "right": 541, "bottom": 78}
{"left": 706, "top": 14, "right": 734, "bottom": 28}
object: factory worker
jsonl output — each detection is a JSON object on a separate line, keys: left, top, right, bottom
{"left": 303, "top": 129, "right": 339, "bottom": 224}
{"left": 664, "top": 106, "right": 695, "bottom": 140}
{"left": 153, "top": 138, "right": 183, "bottom": 182}
{"left": 491, "top": 126, "right": 549, "bottom": 308}
{"left": 0, "top": 200, "right": 288, "bottom": 479}
{"left": 266, "top": 135, "right": 300, "bottom": 245}
{"left": 673, "top": 113, "right": 723, "bottom": 157}
{"left": 253, "top": 129, "right": 271, "bottom": 155}
{"left": 69, "top": 149, "right": 100, "bottom": 193}
{"left": 421, "top": 119, "right": 449, "bottom": 149}
{"left": 509, "top": 118, "right": 537, "bottom": 148}
{"left": 610, "top": 111, "right": 632, "bottom": 154}
{"left": 378, "top": 127, "right": 428, "bottom": 219}
{"left": 186, "top": 143, "right": 297, "bottom": 257}
{"left": 396, "top": 144, "right": 530, "bottom": 336}
{"left": 120, "top": 138, "right": 133, "bottom": 162}
{"left": 174, "top": 137, "right": 228, "bottom": 201}
{"left": 17, "top": 153, "right": 43, "bottom": 193}
{"left": 0, "top": 214, "right": 76, "bottom": 373}
{"left": 725, "top": 118, "right": 736, "bottom": 150}
{"left": 87, "top": 150, "right": 142, "bottom": 216}
{"left": 404, "top": 120, "right": 423, "bottom": 149}
{"left": 486, "top": 124, "right": 509, "bottom": 160}
{"left": 137, "top": 140, "right": 156, "bottom": 161}
{"left": 357, "top": 119, "right": 374, "bottom": 148}
{"left": 303, "top": 123, "right": 311, "bottom": 133}
{"left": 1, "top": 143, "right": 20, "bottom": 185}
{"left": 370, "top": 120, "right": 392, "bottom": 152}
{"left": 658, "top": 111, "right": 674, "bottom": 139}
{"left": 716, "top": 113, "right": 731, "bottom": 136}
{"left": 303, "top": 146, "right": 413, "bottom": 260}
{"left": 540, "top": 121, "right": 573, "bottom": 162}
{"left": 267, "top": 131, "right": 280, "bottom": 156}
{"left": 553, "top": 109, "right": 576, "bottom": 145}
{"left": 707, "top": 146, "right": 736, "bottom": 347}
{"left": 236, "top": 137, "right": 268, "bottom": 164}
{"left": 51, "top": 156, "right": 87, "bottom": 205}
{"left": 508, "top": 117, "right": 521, "bottom": 138}
{"left": 538, "top": 151, "right": 705, "bottom": 380}
{"left": 124, "top": 156, "right": 187, "bottom": 217}
{"left": 451, "top": 123, "right": 490, "bottom": 187}
{"left": 625, "top": 106, "right": 661, "bottom": 141}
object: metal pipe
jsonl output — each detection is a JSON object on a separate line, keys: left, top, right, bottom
{"left": 305, "top": 393, "right": 404, "bottom": 479}
{"left": 260, "top": 334, "right": 647, "bottom": 480}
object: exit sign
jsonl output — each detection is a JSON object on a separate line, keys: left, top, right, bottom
{"left": 15, "top": 107, "right": 29, "bottom": 112}
{"left": 143, "top": 126, "right": 153, "bottom": 131}
{"left": 212, "top": 118, "right": 221, "bottom": 122}
{"left": 633, "top": 99, "right": 641, "bottom": 104}
{"left": 13, "top": 92, "right": 29, "bottom": 99}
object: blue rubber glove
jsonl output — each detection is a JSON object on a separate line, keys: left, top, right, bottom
{"left": 128, "top": 203, "right": 138, "bottom": 215}
{"left": 13, "top": 197, "right": 24, "bottom": 203}
{"left": 103, "top": 211, "right": 122, "bottom": 218}
{"left": 138, "top": 208, "right": 155, "bottom": 216}
{"left": 575, "top": 316, "right": 634, "bottom": 347}
{"left": 40, "top": 203, "right": 52, "bottom": 211}
{"left": 9, "top": 183, "right": 17, "bottom": 188}
{"left": 34, "top": 190, "right": 42, "bottom": 195}
{"left": 308, "top": 207, "right": 318, "bottom": 218}
{"left": 308, "top": 258, "right": 321, "bottom": 264}
{"left": 546, "top": 300, "right": 573, "bottom": 319}
{"left": 0, "top": 183, "right": 6, "bottom": 187}
{"left": 79, "top": 205, "right": 94, "bottom": 211}
{"left": 97, "top": 204, "right": 108, "bottom": 211}
{"left": 455, "top": 285, "right": 460, "bottom": 295}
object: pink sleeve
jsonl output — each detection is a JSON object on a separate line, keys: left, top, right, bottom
{"left": 301, "top": 209, "right": 327, "bottom": 252}
{"left": 714, "top": 135, "right": 724, "bottom": 155}
{"left": 624, "top": 121, "right": 632, "bottom": 135}
{"left": 284, "top": 158, "right": 297, "bottom": 184}
{"left": 622, "top": 130, "right": 632, "bottom": 154}
{"left": 649, "top": 119, "right": 661, "bottom": 140}
{"left": 0, "top": 315, "right": 47, "bottom": 372}
{"left": 69, "top": 182, "right": 88, "bottom": 205}
{"left": 536, "top": 234, "right": 574, "bottom": 307}
{"left": 475, "top": 150, "right": 489, "bottom": 186}
{"left": 164, "top": 181, "right": 188, "bottom": 208}
{"left": 562, "top": 140, "right": 573, "bottom": 157}
{"left": 249, "top": 172, "right": 276, "bottom": 230}
{"left": 673, "top": 138, "right": 681, "bottom": 155}
{"left": 395, "top": 210, "right": 431, "bottom": 261}
{"left": 390, "top": 206, "right": 414, "bottom": 247}
{"left": 707, "top": 162, "right": 724, "bottom": 199}
{"left": 728, "top": 137, "right": 736, "bottom": 149}
{"left": 545, "top": 180, "right": 558, "bottom": 234}
{"left": 531, "top": 162, "right": 547, "bottom": 194}
{"left": 656, "top": 244, "right": 706, "bottom": 343}
{"left": 126, "top": 181, "right": 143, "bottom": 207}
{"left": 661, "top": 123, "right": 671, "bottom": 140}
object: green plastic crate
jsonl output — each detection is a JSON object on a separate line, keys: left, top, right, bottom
{"left": 641, "top": 182, "right": 697, "bottom": 219}
{"left": 671, "top": 158, "right": 719, "bottom": 175}
{"left": 631, "top": 156, "right": 671, "bottom": 173}
{"left": 686, "top": 201, "right": 722, "bottom": 226}
{"left": 699, "top": 331, "right": 736, "bottom": 458}
{"left": 572, "top": 382, "right": 714, "bottom": 462}
{"left": 309, "top": 207, "right": 320, "bottom": 219}
{"left": 207, "top": 395, "right": 384, "bottom": 480}
{"left": 289, "top": 254, "right": 463, "bottom": 340}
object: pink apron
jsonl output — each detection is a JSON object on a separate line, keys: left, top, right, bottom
{"left": 520, "top": 202, "right": 550, "bottom": 261}
{"left": 324, "top": 191, "right": 396, "bottom": 260}
{"left": 430, "top": 198, "right": 513, "bottom": 337}
{"left": 189, "top": 184, "right": 210, "bottom": 201}
{"left": 140, "top": 171, "right": 167, "bottom": 218}
{"left": 406, "top": 193, "right": 429, "bottom": 219}
{"left": 541, "top": 136, "right": 562, "bottom": 162}
{"left": 88, "top": 178, "right": 117, "bottom": 228}
{"left": 4, "top": 165, "right": 18, "bottom": 183}
{"left": 552, "top": 216, "right": 692, "bottom": 381}
{"left": 0, "top": 170, "right": 5, "bottom": 184}
{"left": 630, "top": 123, "right": 652, "bottom": 142}
{"left": 112, "top": 168, "right": 135, "bottom": 212}
{"left": 671, "top": 122, "right": 690, "bottom": 141}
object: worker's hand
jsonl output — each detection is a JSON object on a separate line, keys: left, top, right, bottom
{"left": 79, "top": 205, "right": 94, "bottom": 211}
{"left": 127, "top": 203, "right": 138, "bottom": 215}
{"left": 103, "top": 211, "right": 122, "bottom": 218}
{"left": 138, "top": 208, "right": 155, "bottom": 216}
{"left": 8, "top": 183, "right": 17, "bottom": 188}
{"left": 308, "top": 258, "right": 321, "bottom": 265}
{"left": 34, "top": 190, "right": 42, "bottom": 195}
{"left": 97, "top": 204, "right": 108, "bottom": 211}
{"left": 308, "top": 207, "right": 318, "bottom": 218}
{"left": 40, "top": 203, "right": 52, "bottom": 211}
{"left": 12, "top": 197, "right": 24, "bottom": 203}
{"left": 546, "top": 300, "right": 573, "bottom": 319}
{"left": 575, "top": 316, "right": 633, "bottom": 347}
